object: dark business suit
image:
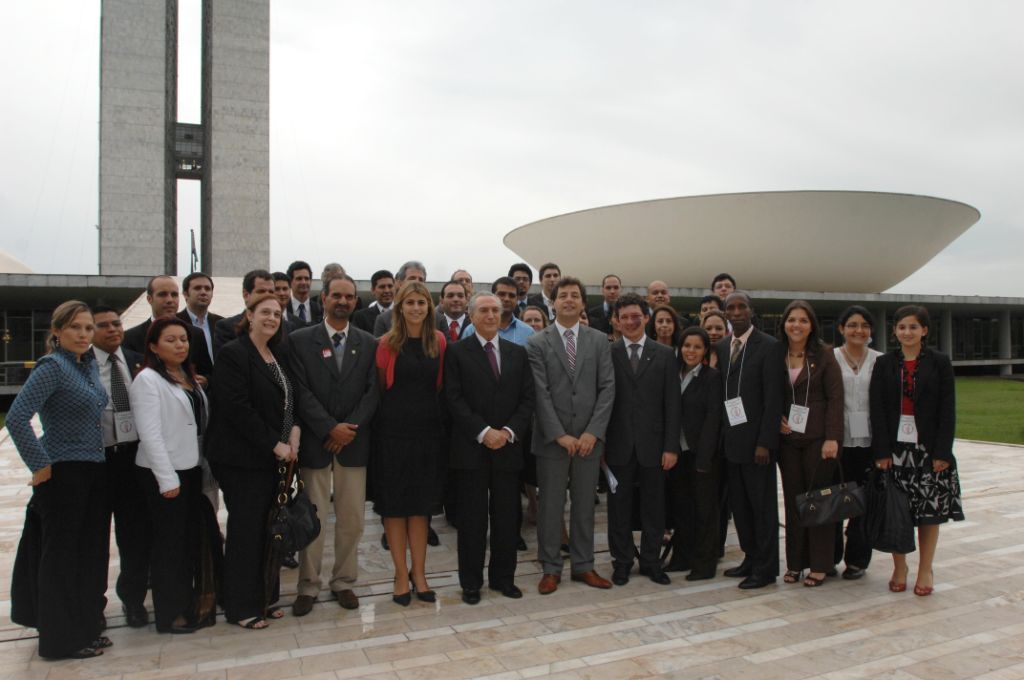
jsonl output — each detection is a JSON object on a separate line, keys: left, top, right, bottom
{"left": 290, "top": 297, "right": 323, "bottom": 325}
{"left": 205, "top": 335, "right": 293, "bottom": 622}
{"left": 715, "top": 329, "right": 782, "bottom": 580}
{"left": 124, "top": 319, "right": 213, "bottom": 379}
{"left": 437, "top": 311, "right": 470, "bottom": 342}
{"left": 668, "top": 364, "right": 722, "bottom": 575}
{"left": 527, "top": 323, "right": 615, "bottom": 575}
{"left": 289, "top": 322, "right": 378, "bottom": 595}
{"left": 445, "top": 336, "right": 535, "bottom": 590}
{"left": 351, "top": 303, "right": 386, "bottom": 334}
{"left": 605, "top": 339, "right": 681, "bottom": 572}
{"left": 587, "top": 303, "right": 613, "bottom": 334}
{"left": 176, "top": 309, "right": 223, "bottom": 363}
{"left": 527, "top": 293, "right": 555, "bottom": 321}
{"left": 213, "top": 312, "right": 297, "bottom": 359}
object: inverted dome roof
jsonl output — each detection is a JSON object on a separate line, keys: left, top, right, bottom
{"left": 503, "top": 191, "right": 980, "bottom": 293}
{"left": 0, "top": 250, "right": 33, "bottom": 274}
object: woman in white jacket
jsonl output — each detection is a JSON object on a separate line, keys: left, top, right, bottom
{"left": 130, "top": 317, "right": 210, "bottom": 633}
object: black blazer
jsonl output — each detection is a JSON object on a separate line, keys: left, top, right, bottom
{"left": 288, "top": 323, "right": 378, "bottom": 468}
{"left": 351, "top": 304, "right": 384, "bottom": 333}
{"left": 204, "top": 335, "right": 293, "bottom": 470}
{"left": 124, "top": 318, "right": 214, "bottom": 379}
{"left": 605, "top": 340, "right": 682, "bottom": 467}
{"left": 715, "top": 329, "right": 782, "bottom": 463}
{"left": 444, "top": 336, "right": 535, "bottom": 471}
{"left": 176, "top": 309, "right": 224, "bottom": 331}
{"left": 680, "top": 364, "right": 722, "bottom": 471}
{"left": 587, "top": 304, "right": 613, "bottom": 334}
{"left": 213, "top": 312, "right": 296, "bottom": 359}
{"left": 436, "top": 311, "right": 471, "bottom": 340}
{"left": 869, "top": 348, "right": 956, "bottom": 464}
{"left": 527, "top": 293, "right": 555, "bottom": 320}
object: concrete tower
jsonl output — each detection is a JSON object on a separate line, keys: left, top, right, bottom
{"left": 99, "top": 0, "right": 269, "bottom": 276}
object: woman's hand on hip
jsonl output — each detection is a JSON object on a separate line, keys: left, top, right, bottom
{"left": 29, "top": 465, "right": 52, "bottom": 486}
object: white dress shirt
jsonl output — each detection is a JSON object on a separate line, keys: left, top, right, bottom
{"left": 474, "top": 333, "right": 516, "bottom": 444}
{"left": 93, "top": 345, "right": 137, "bottom": 447}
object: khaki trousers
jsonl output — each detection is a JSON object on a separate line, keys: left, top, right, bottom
{"left": 297, "top": 462, "right": 366, "bottom": 597}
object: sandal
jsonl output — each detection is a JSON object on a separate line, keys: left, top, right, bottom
{"left": 914, "top": 570, "right": 934, "bottom": 596}
{"left": 63, "top": 646, "right": 103, "bottom": 659}
{"left": 783, "top": 570, "right": 803, "bottom": 584}
{"left": 237, "top": 616, "right": 269, "bottom": 629}
{"left": 888, "top": 566, "right": 909, "bottom": 593}
{"left": 90, "top": 636, "right": 113, "bottom": 649}
{"left": 803, "top": 574, "right": 826, "bottom": 588}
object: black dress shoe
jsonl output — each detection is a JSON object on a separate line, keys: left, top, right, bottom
{"left": 612, "top": 566, "right": 631, "bottom": 586}
{"left": 663, "top": 558, "right": 691, "bottom": 573}
{"left": 686, "top": 570, "right": 715, "bottom": 581}
{"left": 122, "top": 604, "right": 149, "bottom": 628}
{"left": 489, "top": 583, "right": 523, "bottom": 599}
{"left": 738, "top": 574, "right": 776, "bottom": 589}
{"left": 517, "top": 536, "right": 528, "bottom": 551}
{"left": 427, "top": 527, "right": 440, "bottom": 547}
{"left": 842, "top": 566, "right": 865, "bottom": 580}
{"left": 281, "top": 553, "right": 299, "bottom": 569}
{"left": 639, "top": 567, "right": 671, "bottom": 585}
{"left": 462, "top": 589, "right": 481, "bottom": 605}
{"left": 723, "top": 561, "right": 753, "bottom": 578}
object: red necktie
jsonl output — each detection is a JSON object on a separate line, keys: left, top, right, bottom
{"left": 449, "top": 319, "right": 459, "bottom": 341}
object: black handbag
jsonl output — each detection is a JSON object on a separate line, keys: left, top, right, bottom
{"left": 866, "top": 468, "right": 916, "bottom": 554}
{"left": 267, "top": 461, "right": 321, "bottom": 555}
{"left": 795, "top": 461, "right": 866, "bottom": 528}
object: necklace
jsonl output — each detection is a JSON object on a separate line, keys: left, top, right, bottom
{"left": 840, "top": 346, "right": 865, "bottom": 373}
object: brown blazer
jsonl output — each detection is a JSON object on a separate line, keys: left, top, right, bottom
{"left": 775, "top": 343, "right": 844, "bottom": 444}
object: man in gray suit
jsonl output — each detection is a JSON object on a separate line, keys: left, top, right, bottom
{"left": 288, "top": 274, "right": 379, "bottom": 614}
{"left": 527, "top": 276, "right": 615, "bottom": 594}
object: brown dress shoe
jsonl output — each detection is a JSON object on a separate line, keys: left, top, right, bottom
{"left": 292, "top": 595, "right": 315, "bottom": 617}
{"left": 538, "top": 573, "right": 561, "bottom": 595}
{"left": 334, "top": 589, "right": 359, "bottom": 610}
{"left": 571, "top": 570, "right": 612, "bottom": 589}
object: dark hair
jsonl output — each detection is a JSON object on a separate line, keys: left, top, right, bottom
{"left": 838, "top": 305, "right": 875, "bottom": 329}
{"left": 679, "top": 325, "right": 711, "bottom": 363}
{"left": 613, "top": 292, "right": 649, "bottom": 315}
{"left": 711, "top": 273, "right": 737, "bottom": 291}
{"left": 491, "top": 276, "right": 518, "bottom": 293}
{"left": 778, "top": 300, "right": 824, "bottom": 351}
{"left": 272, "top": 271, "right": 290, "bottom": 284}
{"left": 508, "top": 263, "right": 532, "bottom": 282}
{"left": 893, "top": 305, "right": 930, "bottom": 329}
{"left": 601, "top": 273, "right": 622, "bottom": 287}
{"left": 143, "top": 317, "right": 198, "bottom": 386}
{"left": 699, "top": 294, "right": 724, "bottom": 311}
{"left": 440, "top": 280, "right": 465, "bottom": 298}
{"left": 323, "top": 273, "right": 357, "bottom": 296}
{"left": 371, "top": 269, "right": 395, "bottom": 288}
{"left": 237, "top": 292, "right": 285, "bottom": 346}
{"left": 648, "top": 304, "right": 682, "bottom": 345}
{"left": 551, "top": 275, "right": 583, "bottom": 300}
{"left": 182, "top": 271, "right": 213, "bottom": 293}
{"left": 242, "top": 269, "right": 273, "bottom": 294}
{"left": 286, "top": 260, "right": 313, "bottom": 281}
{"left": 539, "top": 262, "right": 560, "bottom": 279}
{"left": 145, "top": 275, "right": 176, "bottom": 296}
{"left": 91, "top": 304, "right": 120, "bottom": 316}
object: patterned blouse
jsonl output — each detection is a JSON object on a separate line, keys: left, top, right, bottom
{"left": 266, "top": 360, "right": 294, "bottom": 444}
{"left": 7, "top": 349, "right": 108, "bottom": 471}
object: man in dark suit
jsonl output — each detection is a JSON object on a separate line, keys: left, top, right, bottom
{"left": 91, "top": 305, "right": 150, "bottom": 628}
{"left": 526, "top": 262, "right": 560, "bottom": 322}
{"left": 288, "top": 274, "right": 378, "bottom": 615}
{"left": 123, "top": 276, "right": 213, "bottom": 380}
{"left": 445, "top": 293, "right": 535, "bottom": 605}
{"left": 605, "top": 293, "right": 681, "bottom": 586}
{"left": 715, "top": 291, "right": 782, "bottom": 589}
{"left": 373, "top": 261, "right": 427, "bottom": 337}
{"left": 272, "top": 272, "right": 309, "bottom": 328}
{"left": 527, "top": 276, "right": 615, "bottom": 595}
{"left": 351, "top": 269, "right": 394, "bottom": 333}
{"left": 587, "top": 274, "right": 622, "bottom": 335}
{"left": 508, "top": 263, "right": 533, "bottom": 318}
{"left": 286, "top": 260, "right": 323, "bottom": 324}
{"left": 437, "top": 280, "right": 471, "bottom": 341}
{"left": 177, "top": 271, "right": 223, "bottom": 364}
{"left": 213, "top": 269, "right": 276, "bottom": 357}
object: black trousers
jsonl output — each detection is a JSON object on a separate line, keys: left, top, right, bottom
{"left": 103, "top": 443, "right": 151, "bottom": 611}
{"left": 778, "top": 439, "right": 838, "bottom": 573}
{"left": 607, "top": 457, "right": 666, "bottom": 571}
{"left": 139, "top": 465, "right": 203, "bottom": 631}
{"left": 841, "top": 446, "right": 874, "bottom": 569}
{"left": 668, "top": 453, "right": 720, "bottom": 574}
{"left": 727, "top": 459, "right": 779, "bottom": 579}
{"left": 32, "top": 461, "right": 108, "bottom": 658}
{"left": 454, "top": 465, "right": 520, "bottom": 590}
{"left": 212, "top": 463, "right": 278, "bottom": 622}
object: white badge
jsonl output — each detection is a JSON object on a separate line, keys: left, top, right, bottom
{"left": 788, "top": 404, "right": 810, "bottom": 434}
{"left": 114, "top": 411, "right": 138, "bottom": 443}
{"left": 849, "top": 411, "right": 870, "bottom": 439}
{"left": 724, "top": 397, "right": 748, "bottom": 426}
{"left": 897, "top": 414, "right": 918, "bottom": 444}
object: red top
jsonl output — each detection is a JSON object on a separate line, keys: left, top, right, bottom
{"left": 900, "top": 359, "right": 917, "bottom": 416}
{"left": 375, "top": 331, "right": 447, "bottom": 391}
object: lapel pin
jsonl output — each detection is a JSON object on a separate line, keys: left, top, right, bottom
{"left": 321, "top": 348, "right": 332, "bottom": 359}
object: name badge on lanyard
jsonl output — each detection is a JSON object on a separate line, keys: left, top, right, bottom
{"left": 849, "top": 411, "right": 870, "bottom": 439}
{"left": 724, "top": 397, "right": 748, "bottom": 426}
{"left": 788, "top": 404, "right": 809, "bottom": 434}
{"left": 897, "top": 414, "right": 918, "bottom": 443}
{"left": 114, "top": 411, "right": 137, "bottom": 443}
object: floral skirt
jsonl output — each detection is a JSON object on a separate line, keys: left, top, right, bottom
{"left": 891, "top": 442, "right": 965, "bottom": 526}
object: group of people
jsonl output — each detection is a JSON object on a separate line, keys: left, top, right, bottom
{"left": 7, "top": 259, "right": 964, "bottom": 661}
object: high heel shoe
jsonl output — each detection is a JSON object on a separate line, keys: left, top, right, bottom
{"left": 393, "top": 576, "right": 411, "bottom": 606}
{"left": 410, "top": 571, "right": 436, "bottom": 603}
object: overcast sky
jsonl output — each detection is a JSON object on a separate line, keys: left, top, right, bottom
{"left": 2, "top": 1, "right": 1022, "bottom": 295}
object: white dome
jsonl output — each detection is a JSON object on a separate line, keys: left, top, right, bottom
{"left": 0, "top": 250, "right": 34, "bottom": 274}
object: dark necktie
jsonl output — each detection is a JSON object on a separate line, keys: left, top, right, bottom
{"left": 730, "top": 337, "right": 743, "bottom": 365}
{"left": 449, "top": 319, "right": 460, "bottom": 341}
{"left": 484, "top": 341, "right": 500, "bottom": 380}
{"left": 298, "top": 302, "right": 307, "bottom": 322}
{"left": 108, "top": 354, "right": 130, "bottom": 412}
{"left": 629, "top": 343, "right": 641, "bottom": 373}
{"left": 564, "top": 329, "right": 576, "bottom": 374}
{"left": 332, "top": 331, "right": 346, "bottom": 371}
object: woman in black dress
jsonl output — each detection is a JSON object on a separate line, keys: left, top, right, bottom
{"left": 870, "top": 305, "right": 963, "bottom": 596}
{"left": 373, "top": 281, "right": 447, "bottom": 605}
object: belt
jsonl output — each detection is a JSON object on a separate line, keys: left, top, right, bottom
{"left": 105, "top": 442, "right": 138, "bottom": 454}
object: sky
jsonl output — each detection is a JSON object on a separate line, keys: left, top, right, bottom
{"left": 1, "top": 0, "right": 1022, "bottom": 296}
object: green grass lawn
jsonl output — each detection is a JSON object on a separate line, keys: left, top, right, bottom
{"left": 956, "top": 377, "right": 1024, "bottom": 445}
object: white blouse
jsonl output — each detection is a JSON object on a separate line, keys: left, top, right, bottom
{"left": 833, "top": 346, "right": 882, "bottom": 448}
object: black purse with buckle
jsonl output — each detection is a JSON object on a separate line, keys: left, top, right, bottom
{"left": 267, "top": 460, "right": 321, "bottom": 554}
{"left": 795, "top": 462, "right": 866, "bottom": 527}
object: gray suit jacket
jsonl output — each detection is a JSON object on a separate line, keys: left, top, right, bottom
{"left": 288, "top": 322, "right": 379, "bottom": 468}
{"left": 526, "top": 323, "right": 615, "bottom": 459}
{"left": 373, "top": 308, "right": 393, "bottom": 337}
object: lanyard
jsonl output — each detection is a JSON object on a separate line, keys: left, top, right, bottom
{"left": 724, "top": 340, "right": 747, "bottom": 400}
